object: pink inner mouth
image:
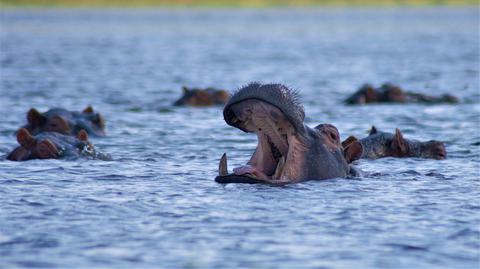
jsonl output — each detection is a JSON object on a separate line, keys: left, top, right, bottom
{"left": 228, "top": 99, "right": 292, "bottom": 180}
{"left": 233, "top": 165, "right": 270, "bottom": 180}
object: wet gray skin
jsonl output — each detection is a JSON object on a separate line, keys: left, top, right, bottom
{"left": 350, "top": 126, "right": 447, "bottom": 160}
{"left": 7, "top": 128, "right": 110, "bottom": 161}
{"left": 216, "top": 82, "right": 351, "bottom": 185}
{"left": 24, "top": 106, "right": 106, "bottom": 137}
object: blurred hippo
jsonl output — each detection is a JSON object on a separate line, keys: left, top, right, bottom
{"left": 344, "top": 83, "right": 458, "bottom": 105}
{"left": 7, "top": 128, "right": 109, "bottom": 161}
{"left": 173, "top": 86, "right": 230, "bottom": 107}
{"left": 342, "top": 126, "right": 446, "bottom": 161}
{"left": 23, "top": 106, "right": 106, "bottom": 137}
{"left": 215, "top": 82, "right": 361, "bottom": 185}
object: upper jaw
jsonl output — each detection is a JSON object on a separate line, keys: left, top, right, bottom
{"left": 223, "top": 83, "right": 306, "bottom": 133}
{"left": 237, "top": 109, "right": 291, "bottom": 180}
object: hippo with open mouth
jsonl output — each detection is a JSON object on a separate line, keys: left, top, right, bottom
{"left": 215, "top": 82, "right": 361, "bottom": 185}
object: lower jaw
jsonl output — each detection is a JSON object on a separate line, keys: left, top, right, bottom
{"left": 232, "top": 164, "right": 271, "bottom": 180}
{"left": 216, "top": 153, "right": 287, "bottom": 184}
{"left": 233, "top": 152, "right": 286, "bottom": 181}
{"left": 215, "top": 174, "right": 270, "bottom": 184}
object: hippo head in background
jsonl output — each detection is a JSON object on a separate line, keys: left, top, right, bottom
{"left": 24, "top": 106, "right": 106, "bottom": 137}
{"left": 7, "top": 128, "right": 94, "bottom": 161}
{"left": 343, "top": 126, "right": 446, "bottom": 160}
{"left": 173, "top": 87, "right": 230, "bottom": 107}
{"left": 215, "top": 82, "right": 358, "bottom": 185}
{"left": 344, "top": 84, "right": 380, "bottom": 104}
{"left": 344, "top": 83, "right": 407, "bottom": 104}
{"left": 379, "top": 83, "right": 407, "bottom": 103}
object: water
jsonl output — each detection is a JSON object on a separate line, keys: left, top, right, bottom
{"left": 0, "top": 8, "right": 479, "bottom": 269}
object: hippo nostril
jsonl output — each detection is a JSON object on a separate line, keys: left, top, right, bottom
{"left": 330, "top": 133, "right": 338, "bottom": 142}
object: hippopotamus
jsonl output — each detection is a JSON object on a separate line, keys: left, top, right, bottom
{"left": 215, "top": 82, "right": 362, "bottom": 185}
{"left": 173, "top": 86, "right": 230, "bottom": 107}
{"left": 342, "top": 126, "right": 446, "bottom": 161}
{"left": 344, "top": 83, "right": 458, "bottom": 105}
{"left": 6, "top": 128, "right": 109, "bottom": 161}
{"left": 23, "top": 106, "right": 106, "bottom": 137}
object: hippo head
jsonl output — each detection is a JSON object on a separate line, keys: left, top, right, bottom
{"left": 415, "top": 140, "right": 447, "bottom": 160}
{"left": 173, "top": 87, "right": 230, "bottom": 107}
{"left": 363, "top": 126, "right": 446, "bottom": 160}
{"left": 25, "top": 106, "right": 105, "bottom": 137}
{"left": 216, "top": 83, "right": 352, "bottom": 185}
{"left": 26, "top": 108, "right": 70, "bottom": 135}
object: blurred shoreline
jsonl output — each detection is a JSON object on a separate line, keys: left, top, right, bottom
{"left": 0, "top": 0, "right": 478, "bottom": 8}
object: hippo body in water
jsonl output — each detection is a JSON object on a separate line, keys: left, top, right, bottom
{"left": 24, "top": 106, "right": 106, "bottom": 137}
{"left": 173, "top": 87, "right": 230, "bottom": 107}
{"left": 215, "top": 83, "right": 361, "bottom": 185}
{"left": 7, "top": 128, "right": 109, "bottom": 161}
{"left": 342, "top": 126, "right": 446, "bottom": 161}
{"left": 345, "top": 83, "right": 458, "bottom": 105}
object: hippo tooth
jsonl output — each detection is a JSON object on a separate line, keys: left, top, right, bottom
{"left": 273, "top": 156, "right": 285, "bottom": 180}
{"left": 219, "top": 153, "right": 228, "bottom": 176}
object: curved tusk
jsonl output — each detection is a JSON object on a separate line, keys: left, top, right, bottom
{"left": 219, "top": 153, "right": 228, "bottom": 176}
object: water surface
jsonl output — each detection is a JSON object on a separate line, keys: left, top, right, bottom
{"left": 0, "top": 8, "right": 479, "bottom": 269}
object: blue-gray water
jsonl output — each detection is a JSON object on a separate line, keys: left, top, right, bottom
{"left": 0, "top": 8, "right": 479, "bottom": 269}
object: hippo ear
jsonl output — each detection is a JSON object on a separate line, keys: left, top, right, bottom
{"left": 341, "top": 136, "right": 358, "bottom": 148}
{"left": 83, "top": 105, "right": 94, "bottom": 113}
{"left": 344, "top": 140, "right": 363, "bottom": 163}
{"left": 27, "top": 108, "right": 46, "bottom": 126}
{"left": 369, "top": 126, "right": 378, "bottom": 136}
{"left": 391, "top": 128, "right": 408, "bottom": 155}
{"left": 78, "top": 129, "right": 89, "bottom": 141}
{"left": 182, "top": 86, "right": 189, "bottom": 94}
{"left": 16, "top": 128, "right": 35, "bottom": 148}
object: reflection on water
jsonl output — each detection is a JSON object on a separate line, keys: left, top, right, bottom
{"left": 0, "top": 8, "right": 479, "bottom": 269}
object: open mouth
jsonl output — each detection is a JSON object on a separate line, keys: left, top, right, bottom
{"left": 216, "top": 99, "right": 295, "bottom": 184}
